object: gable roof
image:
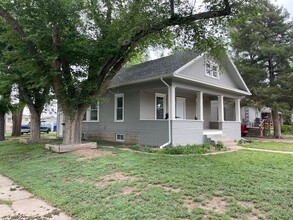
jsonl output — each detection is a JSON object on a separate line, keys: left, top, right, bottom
{"left": 110, "top": 50, "right": 251, "bottom": 96}
{"left": 110, "top": 51, "right": 200, "bottom": 87}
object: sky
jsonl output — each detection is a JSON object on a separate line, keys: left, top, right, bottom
{"left": 275, "top": 0, "right": 293, "bottom": 17}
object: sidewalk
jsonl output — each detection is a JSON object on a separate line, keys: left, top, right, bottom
{"left": 0, "top": 174, "right": 73, "bottom": 220}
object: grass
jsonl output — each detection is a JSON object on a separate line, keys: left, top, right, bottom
{"left": 119, "top": 143, "right": 225, "bottom": 155}
{"left": 0, "top": 140, "right": 293, "bottom": 219}
{"left": 240, "top": 141, "right": 293, "bottom": 152}
{"left": 0, "top": 198, "right": 12, "bottom": 206}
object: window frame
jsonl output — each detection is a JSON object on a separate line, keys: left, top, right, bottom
{"left": 115, "top": 133, "right": 125, "bottom": 142}
{"left": 83, "top": 101, "right": 99, "bottom": 122}
{"left": 205, "top": 60, "right": 219, "bottom": 79}
{"left": 155, "top": 93, "right": 166, "bottom": 120}
{"left": 114, "top": 93, "right": 124, "bottom": 122}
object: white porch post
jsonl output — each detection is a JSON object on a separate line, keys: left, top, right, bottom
{"left": 235, "top": 98, "right": 241, "bottom": 122}
{"left": 196, "top": 91, "right": 203, "bottom": 120}
{"left": 170, "top": 85, "right": 176, "bottom": 120}
{"left": 218, "top": 95, "right": 224, "bottom": 122}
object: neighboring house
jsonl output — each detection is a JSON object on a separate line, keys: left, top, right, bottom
{"left": 241, "top": 106, "right": 283, "bottom": 128}
{"left": 58, "top": 51, "right": 251, "bottom": 146}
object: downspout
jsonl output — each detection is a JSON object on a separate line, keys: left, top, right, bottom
{"left": 160, "top": 77, "right": 172, "bottom": 149}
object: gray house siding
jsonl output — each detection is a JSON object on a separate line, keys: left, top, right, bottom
{"left": 172, "top": 120, "right": 204, "bottom": 145}
{"left": 83, "top": 82, "right": 169, "bottom": 146}
{"left": 175, "top": 56, "right": 238, "bottom": 90}
{"left": 80, "top": 52, "right": 249, "bottom": 147}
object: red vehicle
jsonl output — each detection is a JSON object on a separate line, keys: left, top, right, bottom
{"left": 241, "top": 124, "right": 248, "bottom": 137}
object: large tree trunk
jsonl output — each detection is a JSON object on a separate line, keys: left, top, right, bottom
{"left": 62, "top": 109, "right": 84, "bottom": 145}
{"left": 272, "top": 109, "right": 282, "bottom": 138}
{"left": 28, "top": 108, "right": 41, "bottom": 143}
{"left": 11, "top": 106, "right": 24, "bottom": 137}
{"left": 0, "top": 113, "right": 5, "bottom": 141}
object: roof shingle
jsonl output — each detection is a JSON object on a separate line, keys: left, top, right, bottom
{"left": 111, "top": 51, "right": 200, "bottom": 87}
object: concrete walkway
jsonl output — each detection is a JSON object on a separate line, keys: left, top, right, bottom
{"left": 0, "top": 174, "right": 73, "bottom": 220}
{"left": 240, "top": 147, "right": 293, "bottom": 155}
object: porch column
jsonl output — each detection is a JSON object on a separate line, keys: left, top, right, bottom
{"left": 218, "top": 95, "right": 224, "bottom": 122}
{"left": 235, "top": 98, "right": 241, "bottom": 122}
{"left": 196, "top": 91, "right": 203, "bottom": 120}
{"left": 170, "top": 85, "right": 176, "bottom": 120}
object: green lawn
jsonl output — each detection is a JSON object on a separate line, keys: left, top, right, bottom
{"left": 0, "top": 140, "right": 293, "bottom": 219}
{"left": 241, "top": 141, "right": 293, "bottom": 152}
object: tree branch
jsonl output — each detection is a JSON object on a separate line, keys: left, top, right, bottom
{"left": 95, "top": 0, "right": 232, "bottom": 90}
{"left": 0, "top": 5, "right": 39, "bottom": 56}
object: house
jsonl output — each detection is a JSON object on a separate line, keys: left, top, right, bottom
{"left": 241, "top": 106, "right": 283, "bottom": 128}
{"left": 58, "top": 51, "right": 251, "bottom": 147}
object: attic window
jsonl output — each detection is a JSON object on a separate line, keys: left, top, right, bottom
{"left": 205, "top": 61, "right": 219, "bottom": 79}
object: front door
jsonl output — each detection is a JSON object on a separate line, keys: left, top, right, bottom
{"left": 176, "top": 97, "right": 186, "bottom": 119}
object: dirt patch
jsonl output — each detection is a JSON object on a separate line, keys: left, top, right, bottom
{"left": 184, "top": 196, "right": 228, "bottom": 214}
{"left": 184, "top": 197, "right": 203, "bottom": 213}
{"left": 239, "top": 201, "right": 266, "bottom": 219}
{"left": 96, "top": 172, "right": 139, "bottom": 188}
{"left": 72, "top": 149, "right": 112, "bottom": 160}
{"left": 205, "top": 197, "right": 227, "bottom": 213}
{"left": 121, "top": 186, "right": 136, "bottom": 195}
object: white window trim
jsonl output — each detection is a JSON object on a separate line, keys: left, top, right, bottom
{"left": 114, "top": 93, "right": 124, "bottom": 122}
{"left": 83, "top": 101, "right": 99, "bottom": 122}
{"left": 205, "top": 60, "right": 219, "bottom": 79}
{"left": 116, "top": 133, "right": 125, "bottom": 142}
{"left": 155, "top": 93, "right": 166, "bottom": 120}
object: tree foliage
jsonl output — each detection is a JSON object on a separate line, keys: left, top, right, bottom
{"left": 0, "top": 0, "right": 260, "bottom": 144}
{"left": 230, "top": 0, "right": 293, "bottom": 137}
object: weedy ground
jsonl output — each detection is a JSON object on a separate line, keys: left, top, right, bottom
{"left": 0, "top": 140, "right": 292, "bottom": 219}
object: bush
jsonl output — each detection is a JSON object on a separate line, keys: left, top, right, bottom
{"left": 281, "top": 125, "right": 292, "bottom": 134}
{"left": 160, "top": 144, "right": 211, "bottom": 155}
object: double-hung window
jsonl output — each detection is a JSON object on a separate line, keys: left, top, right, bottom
{"left": 115, "top": 93, "right": 124, "bottom": 122}
{"left": 83, "top": 102, "right": 99, "bottom": 122}
{"left": 155, "top": 93, "right": 166, "bottom": 119}
{"left": 205, "top": 60, "right": 219, "bottom": 79}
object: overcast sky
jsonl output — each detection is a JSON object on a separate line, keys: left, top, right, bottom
{"left": 275, "top": 0, "right": 293, "bottom": 17}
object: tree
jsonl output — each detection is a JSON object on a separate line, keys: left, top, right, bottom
{"left": 0, "top": 19, "right": 50, "bottom": 142}
{"left": 0, "top": 0, "right": 258, "bottom": 145}
{"left": 0, "top": 87, "right": 10, "bottom": 141}
{"left": 230, "top": 0, "right": 293, "bottom": 138}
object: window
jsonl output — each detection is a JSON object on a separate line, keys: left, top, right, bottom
{"left": 155, "top": 93, "right": 166, "bottom": 119}
{"left": 115, "top": 94, "right": 124, "bottom": 122}
{"left": 83, "top": 102, "right": 99, "bottom": 121}
{"left": 205, "top": 60, "right": 219, "bottom": 78}
{"left": 116, "top": 133, "right": 124, "bottom": 141}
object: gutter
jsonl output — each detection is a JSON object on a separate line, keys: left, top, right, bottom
{"left": 159, "top": 77, "right": 172, "bottom": 149}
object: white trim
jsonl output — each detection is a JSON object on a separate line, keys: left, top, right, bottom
{"left": 226, "top": 55, "right": 251, "bottom": 95}
{"left": 196, "top": 91, "right": 203, "bottom": 121}
{"left": 115, "top": 133, "right": 125, "bottom": 142}
{"left": 235, "top": 98, "right": 241, "bottom": 122}
{"left": 114, "top": 93, "right": 124, "bottom": 122}
{"left": 155, "top": 93, "right": 166, "bottom": 120}
{"left": 83, "top": 102, "right": 99, "bottom": 122}
{"left": 173, "top": 53, "right": 203, "bottom": 74}
{"left": 218, "top": 95, "right": 224, "bottom": 122}
{"left": 205, "top": 59, "right": 219, "bottom": 79}
{"left": 173, "top": 74, "right": 251, "bottom": 96}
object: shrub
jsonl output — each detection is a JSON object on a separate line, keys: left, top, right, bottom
{"left": 160, "top": 144, "right": 211, "bottom": 155}
{"left": 281, "top": 125, "right": 292, "bottom": 134}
